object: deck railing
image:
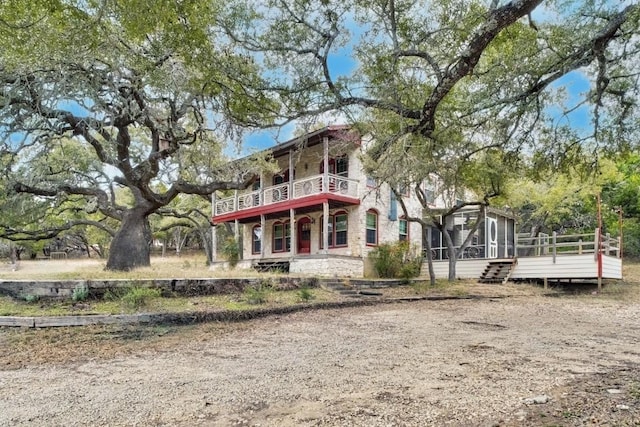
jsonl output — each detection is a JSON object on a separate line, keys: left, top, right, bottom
{"left": 516, "top": 231, "right": 621, "bottom": 259}
{"left": 423, "top": 231, "right": 621, "bottom": 262}
{"left": 214, "top": 173, "right": 359, "bottom": 216}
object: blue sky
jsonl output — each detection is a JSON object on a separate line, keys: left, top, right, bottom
{"left": 240, "top": 2, "right": 600, "bottom": 154}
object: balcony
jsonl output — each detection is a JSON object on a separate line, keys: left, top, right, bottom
{"left": 213, "top": 173, "right": 360, "bottom": 219}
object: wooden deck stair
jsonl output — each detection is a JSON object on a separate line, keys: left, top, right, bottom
{"left": 479, "top": 260, "right": 517, "bottom": 284}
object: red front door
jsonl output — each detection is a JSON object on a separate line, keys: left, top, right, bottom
{"left": 297, "top": 217, "right": 312, "bottom": 254}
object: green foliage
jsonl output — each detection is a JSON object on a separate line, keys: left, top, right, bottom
{"left": 22, "top": 294, "right": 39, "bottom": 303}
{"left": 71, "top": 284, "right": 89, "bottom": 302}
{"left": 221, "top": 237, "right": 240, "bottom": 267}
{"left": 297, "top": 286, "right": 315, "bottom": 302}
{"left": 120, "top": 287, "right": 162, "bottom": 310}
{"left": 0, "top": 0, "right": 277, "bottom": 271}
{"left": 369, "top": 241, "right": 423, "bottom": 279}
{"left": 243, "top": 279, "right": 273, "bottom": 305}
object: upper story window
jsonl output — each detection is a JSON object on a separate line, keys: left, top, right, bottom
{"left": 272, "top": 169, "right": 290, "bottom": 186}
{"left": 320, "top": 156, "right": 349, "bottom": 177}
{"left": 366, "top": 209, "right": 378, "bottom": 246}
{"left": 397, "top": 182, "right": 409, "bottom": 197}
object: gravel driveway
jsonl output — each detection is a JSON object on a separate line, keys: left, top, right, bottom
{"left": 2, "top": 295, "right": 640, "bottom": 426}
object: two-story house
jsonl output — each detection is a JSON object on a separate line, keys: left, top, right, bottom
{"left": 210, "top": 126, "right": 622, "bottom": 282}
{"left": 210, "top": 125, "right": 509, "bottom": 277}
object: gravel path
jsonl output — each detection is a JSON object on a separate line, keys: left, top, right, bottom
{"left": 2, "top": 296, "right": 640, "bottom": 426}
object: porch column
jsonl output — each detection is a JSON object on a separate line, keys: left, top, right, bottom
{"left": 259, "top": 172, "right": 264, "bottom": 205}
{"left": 211, "top": 192, "right": 217, "bottom": 261}
{"left": 235, "top": 219, "right": 241, "bottom": 260}
{"left": 260, "top": 214, "right": 266, "bottom": 258}
{"left": 211, "top": 225, "right": 217, "bottom": 262}
{"left": 289, "top": 149, "right": 294, "bottom": 200}
{"left": 290, "top": 208, "right": 296, "bottom": 256}
{"left": 322, "top": 201, "right": 329, "bottom": 254}
{"left": 504, "top": 217, "right": 508, "bottom": 258}
{"left": 323, "top": 136, "right": 329, "bottom": 192}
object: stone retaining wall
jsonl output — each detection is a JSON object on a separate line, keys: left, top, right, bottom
{"left": 0, "top": 277, "right": 405, "bottom": 300}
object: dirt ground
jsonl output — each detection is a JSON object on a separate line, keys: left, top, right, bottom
{"left": 1, "top": 293, "right": 639, "bottom": 426}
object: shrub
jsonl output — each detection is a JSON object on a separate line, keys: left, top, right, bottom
{"left": 72, "top": 284, "right": 89, "bottom": 301}
{"left": 221, "top": 237, "right": 240, "bottom": 267}
{"left": 121, "top": 287, "right": 161, "bottom": 310}
{"left": 72, "top": 283, "right": 89, "bottom": 302}
{"left": 23, "top": 294, "right": 39, "bottom": 303}
{"left": 244, "top": 286, "right": 268, "bottom": 304}
{"left": 243, "top": 280, "right": 272, "bottom": 305}
{"left": 369, "top": 241, "right": 423, "bottom": 279}
{"left": 297, "top": 287, "right": 315, "bottom": 302}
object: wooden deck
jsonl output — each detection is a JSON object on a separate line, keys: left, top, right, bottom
{"left": 423, "top": 230, "right": 623, "bottom": 281}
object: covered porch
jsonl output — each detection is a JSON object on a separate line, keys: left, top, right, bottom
{"left": 425, "top": 206, "right": 517, "bottom": 261}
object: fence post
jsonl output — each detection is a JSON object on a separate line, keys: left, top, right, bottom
{"left": 618, "top": 236, "right": 622, "bottom": 259}
{"left": 552, "top": 231, "right": 557, "bottom": 264}
{"left": 605, "top": 233, "right": 611, "bottom": 255}
{"left": 578, "top": 239, "right": 583, "bottom": 255}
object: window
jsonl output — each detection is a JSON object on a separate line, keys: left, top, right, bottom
{"left": 335, "top": 156, "right": 348, "bottom": 176}
{"left": 335, "top": 213, "right": 348, "bottom": 246}
{"left": 272, "top": 221, "right": 290, "bottom": 253}
{"left": 252, "top": 225, "right": 262, "bottom": 254}
{"left": 421, "top": 179, "right": 436, "bottom": 204}
{"left": 424, "top": 188, "right": 435, "bottom": 204}
{"left": 366, "top": 210, "right": 378, "bottom": 246}
{"left": 399, "top": 218, "right": 408, "bottom": 241}
{"left": 320, "top": 211, "right": 349, "bottom": 248}
{"left": 320, "top": 156, "right": 348, "bottom": 176}
{"left": 272, "top": 169, "right": 290, "bottom": 186}
{"left": 397, "top": 182, "right": 409, "bottom": 196}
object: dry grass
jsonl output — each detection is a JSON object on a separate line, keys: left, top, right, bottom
{"left": 1, "top": 256, "right": 639, "bottom": 315}
{"left": 0, "top": 286, "right": 340, "bottom": 317}
{"left": 0, "top": 254, "right": 274, "bottom": 280}
{"left": 2, "top": 260, "right": 639, "bottom": 371}
{"left": 1, "top": 321, "right": 253, "bottom": 368}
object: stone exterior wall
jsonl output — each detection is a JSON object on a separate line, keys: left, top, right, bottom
{"left": 228, "top": 134, "right": 426, "bottom": 268}
{"left": 289, "top": 256, "right": 364, "bottom": 277}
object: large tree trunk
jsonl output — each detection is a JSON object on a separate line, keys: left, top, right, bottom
{"left": 106, "top": 208, "right": 152, "bottom": 271}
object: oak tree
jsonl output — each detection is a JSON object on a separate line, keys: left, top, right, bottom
{"left": 0, "top": 0, "right": 276, "bottom": 270}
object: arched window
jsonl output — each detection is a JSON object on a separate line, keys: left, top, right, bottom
{"left": 399, "top": 217, "right": 409, "bottom": 242}
{"left": 272, "top": 221, "right": 291, "bottom": 253}
{"left": 252, "top": 225, "right": 262, "bottom": 254}
{"left": 366, "top": 209, "right": 378, "bottom": 246}
{"left": 319, "top": 210, "right": 348, "bottom": 249}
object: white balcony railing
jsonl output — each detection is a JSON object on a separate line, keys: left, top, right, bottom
{"left": 214, "top": 173, "right": 359, "bottom": 216}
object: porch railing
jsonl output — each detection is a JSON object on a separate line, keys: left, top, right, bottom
{"left": 214, "top": 173, "right": 359, "bottom": 216}
{"left": 424, "top": 244, "right": 486, "bottom": 261}
{"left": 516, "top": 231, "right": 621, "bottom": 258}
